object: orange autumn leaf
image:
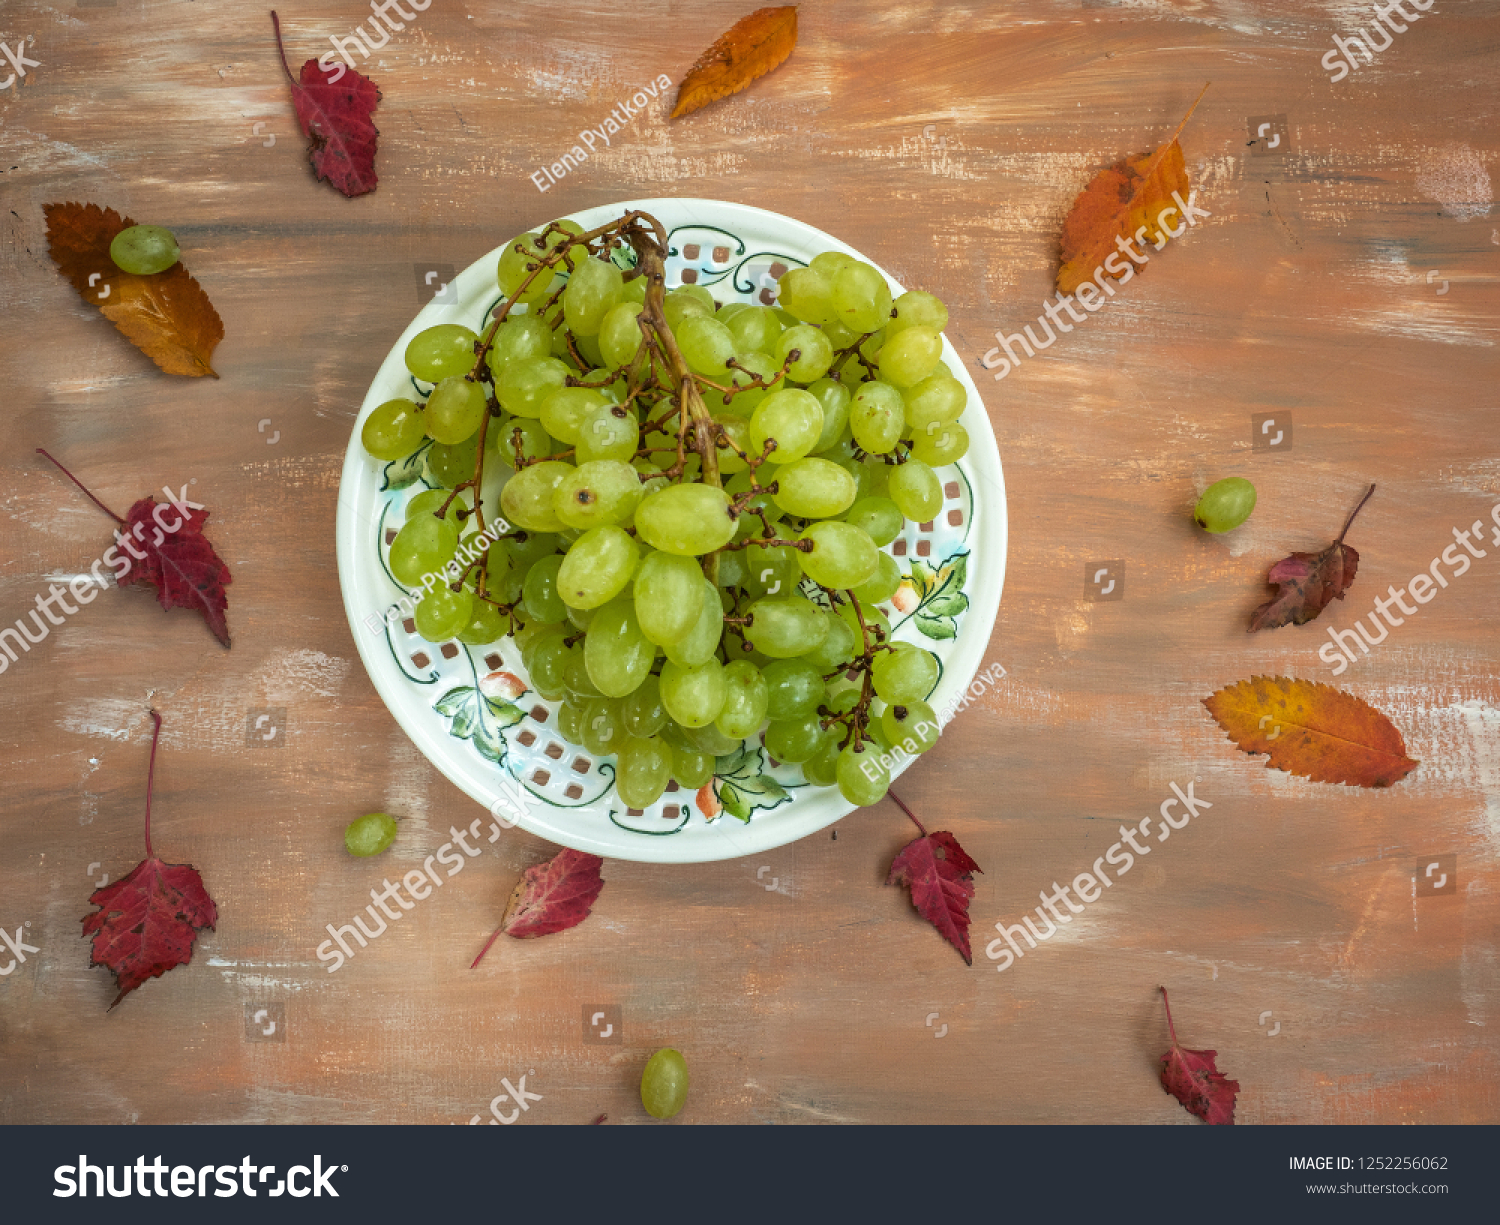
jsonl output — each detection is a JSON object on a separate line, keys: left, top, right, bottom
{"left": 671, "top": 6, "right": 798, "bottom": 119}
{"left": 1056, "top": 85, "right": 1208, "bottom": 295}
{"left": 44, "top": 202, "right": 224, "bottom": 378}
{"left": 1202, "top": 676, "right": 1419, "bottom": 788}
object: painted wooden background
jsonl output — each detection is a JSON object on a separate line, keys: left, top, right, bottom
{"left": 1, "top": 0, "right": 1496, "bottom": 1125}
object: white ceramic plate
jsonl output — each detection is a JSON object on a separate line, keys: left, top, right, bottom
{"left": 336, "top": 198, "right": 1006, "bottom": 864}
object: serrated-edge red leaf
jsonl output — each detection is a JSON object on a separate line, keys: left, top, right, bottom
{"left": 116, "top": 497, "right": 232, "bottom": 647}
{"left": 886, "top": 830, "right": 981, "bottom": 965}
{"left": 82, "top": 855, "right": 217, "bottom": 1009}
{"left": 1158, "top": 989, "right": 1239, "bottom": 1124}
{"left": 504, "top": 848, "right": 604, "bottom": 939}
{"left": 273, "top": 16, "right": 380, "bottom": 198}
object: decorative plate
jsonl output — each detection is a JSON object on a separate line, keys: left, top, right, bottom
{"left": 336, "top": 198, "right": 1007, "bottom": 864}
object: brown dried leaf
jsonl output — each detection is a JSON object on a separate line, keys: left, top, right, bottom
{"left": 671, "top": 6, "right": 798, "bottom": 119}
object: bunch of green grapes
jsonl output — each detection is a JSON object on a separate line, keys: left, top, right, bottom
{"left": 361, "top": 216, "right": 968, "bottom": 810}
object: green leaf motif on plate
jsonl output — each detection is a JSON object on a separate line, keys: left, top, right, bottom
{"left": 899, "top": 549, "right": 970, "bottom": 641}
{"left": 435, "top": 685, "right": 527, "bottom": 767}
{"left": 381, "top": 441, "right": 431, "bottom": 492}
{"left": 712, "top": 742, "right": 791, "bottom": 823}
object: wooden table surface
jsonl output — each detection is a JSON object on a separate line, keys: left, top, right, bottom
{"left": 1, "top": 0, "right": 1497, "bottom": 1126}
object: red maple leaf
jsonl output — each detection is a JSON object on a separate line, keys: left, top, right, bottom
{"left": 471, "top": 847, "right": 605, "bottom": 967}
{"left": 1158, "top": 987, "right": 1239, "bottom": 1125}
{"left": 272, "top": 12, "right": 380, "bottom": 198}
{"left": 1249, "top": 484, "right": 1374, "bottom": 632}
{"left": 39, "top": 450, "right": 232, "bottom": 646}
{"left": 82, "top": 712, "right": 217, "bottom": 1009}
{"left": 885, "top": 794, "right": 982, "bottom": 965}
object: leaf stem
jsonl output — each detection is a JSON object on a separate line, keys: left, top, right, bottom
{"left": 143, "top": 709, "right": 162, "bottom": 858}
{"left": 1160, "top": 985, "right": 1178, "bottom": 1046}
{"left": 1337, "top": 483, "right": 1376, "bottom": 544}
{"left": 470, "top": 924, "right": 503, "bottom": 969}
{"left": 270, "top": 11, "right": 296, "bottom": 85}
{"left": 36, "top": 448, "right": 124, "bottom": 524}
{"left": 888, "top": 789, "right": 927, "bottom": 837}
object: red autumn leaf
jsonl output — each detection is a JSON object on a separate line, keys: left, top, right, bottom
{"left": 271, "top": 12, "right": 380, "bottom": 198}
{"left": 39, "top": 450, "right": 232, "bottom": 647}
{"left": 471, "top": 847, "right": 605, "bottom": 967}
{"left": 1158, "top": 987, "right": 1239, "bottom": 1125}
{"left": 1250, "top": 485, "right": 1374, "bottom": 632}
{"left": 885, "top": 793, "right": 981, "bottom": 965}
{"left": 82, "top": 712, "right": 217, "bottom": 1009}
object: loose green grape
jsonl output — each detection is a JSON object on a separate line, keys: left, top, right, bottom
{"left": 457, "top": 597, "right": 507, "bottom": 645}
{"left": 872, "top": 642, "right": 940, "bottom": 704}
{"left": 415, "top": 583, "right": 474, "bottom": 641}
{"left": 362, "top": 398, "right": 426, "bottom": 461}
{"left": 901, "top": 374, "right": 966, "bottom": 432}
{"left": 888, "top": 459, "right": 942, "bottom": 523}
{"left": 633, "top": 553, "right": 707, "bottom": 647}
{"left": 640, "top": 1048, "right": 689, "bottom": 1119}
{"left": 831, "top": 262, "right": 893, "bottom": 333}
{"left": 424, "top": 377, "right": 487, "bottom": 445}
{"left": 771, "top": 457, "right": 857, "bottom": 519}
{"left": 491, "top": 415, "right": 552, "bottom": 466}
{"left": 803, "top": 611, "right": 857, "bottom": 670}
{"left": 585, "top": 599, "right": 655, "bottom": 698}
{"left": 622, "top": 675, "right": 669, "bottom": 738}
{"left": 634, "top": 484, "right": 737, "bottom": 556}
{"left": 877, "top": 325, "right": 942, "bottom": 389}
{"left": 617, "top": 736, "right": 673, "bottom": 809}
{"left": 744, "top": 595, "right": 829, "bottom": 659}
{"left": 763, "top": 658, "right": 826, "bottom": 720}
{"left": 850, "top": 381, "right": 905, "bottom": 455}
{"left": 556, "top": 524, "right": 638, "bottom": 609}
{"left": 598, "top": 301, "right": 645, "bottom": 369}
{"left": 844, "top": 496, "right": 903, "bottom": 546}
{"left": 671, "top": 746, "right": 715, "bottom": 789}
{"left": 405, "top": 324, "right": 479, "bottom": 383}
{"left": 344, "top": 812, "right": 398, "bottom": 857}
{"left": 716, "top": 659, "right": 768, "bottom": 739}
{"left": 664, "top": 577, "right": 724, "bottom": 667}
{"left": 751, "top": 388, "right": 824, "bottom": 464}
{"left": 775, "top": 324, "right": 835, "bottom": 383}
{"left": 851, "top": 552, "right": 901, "bottom": 605}
{"left": 109, "top": 224, "right": 180, "bottom": 275}
{"left": 498, "top": 356, "right": 571, "bottom": 419}
{"left": 837, "top": 742, "right": 889, "bottom": 806}
{"left": 676, "top": 315, "right": 737, "bottom": 376}
{"left": 562, "top": 257, "right": 625, "bottom": 337}
{"left": 554, "top": 459, "right": 643, "bottom": 530}
{"left": 426, "top": 433, "right": 479, "bottom": 488}
{"left": 1193, "top": 477, "right": 1257, "bottom": 533}
{"left": 500, "top": 460, "right": 574, "bottom": 532}
{"left": 776, "top": 266, "right": 836, "bottom": 325}
{"left": 577, "top": 401, "right": 639, "bottom": 464}
{"left": 796, "top": 521, "right": 879, "bottom": 589}
{"left": 910, "top": 420, "right": 969, "bottom": 466}
{"left": 808, "top": 378, "right": 852, "bottom": 454}
{"left": 497, "top": 232, "right": 560, "bottom": 307}
{"left": 882, "top": 699, "right": 940, "bottom": 755}
{"left": 766, "top": 714, "right": 827, "bottom": 763}
{"left": 886, "top": 290, "right": 949, "bottom": 338}
{"left": 726, "top": 305, "right": 782, "bottom": 354}
{"left": 486, "top": 314, "right": 553, "bottom": 377}
{"left": 581, "top": 697, "right": 625, "bottom": 756}
{"left": 389, "top": 514, "right": 459, "bottom": 585}
{"left": 522, "top": 553, "right": 567, "bottom": 624}
{"left": 659, "top": 658, "right": 727, "bottom": 728}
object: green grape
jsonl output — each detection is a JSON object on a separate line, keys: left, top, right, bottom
{"left": 507, "top": 530, "right": 563, "bottom": 572}
{"left": 770, "top": 457, "right": 857, "bottom": 519}
{"left": 584, "top": 599, "right": 655, "bottom": 698}
{"left": 620, "top": 276, "right": 648, "bottom": 305}
{"left": 671, "top": 746, "right": 715, "bottom": 789}
{"left": 726, "top": 305, "right": 782, "bottom": 354}
{"left": 457, "top": 597, "right": 507, "bottom": 645}
{"left": 910, "top": 421, "right": 969, "bottom": 466}
{"left": 405, "top": 324, "right": 479, "bottom": 383}
{"left": 598, "top": 301, "right": 645, "bottom": 369}
{"left": 537, "top": 386, "right": 603, "bottom": 445}
{"left": 516, "top": 618, "right": 552, "bottom": 665}
{"left": 831, "top": 262, "right": 893, "bottom": 333}
{"left": 742, "top": 539, "right": 801, "bottom": 601}
{"left": 617, "top": 736, "right": 673, "bottom": 809}
{"left": 565, "top": 654, "right": 604, "bottom": 700}
{"left": 767, "top": 714, "right": 830, "bottom": 764}
{"left": 361, "top": 398, "right": 427, "bottom": 461}
{"left": 900, "top": 373, "right": 966, "bottom": 432}
{"left": 424, "top": 377, "right": 486, "bottom": 445}
{"left": 640, "top": 1048, "right": 690, "bottom": 1119}
{"left": 803, "top": 611, "right": 857, "bottom": 670}
{"left": 426, "top": 434, "right": 479, "bottom": 488}
{"left": 389, "top": 514, "right": 459, "bottom": 585}
{"left": 557, "top": 697, "right": 588, "bottom": 746}
{"left": 809, "top": 250, "right": 856, "bottom": 277}
{"left": 803, "top": 738, "right": 842, "bottom": 787}
{"left": 405, "top": 487, "right": 468, "bottom": 526}
{"left": 807, "top": 378, "right": 852, "bottom": 454}
{"left": 707, "top": 351, "right": 779, "bottom": 417}
{"left": 575, "top": 332, "right": 605, "bottom": 368}
{"left": 633, "top": 552, "right": 707, "bottom": 646}
{"left": 863, "top": 457, "right": 893, "bottom": 499}
{"left": 715, "top": 659, "right": 768, "bottom": 739}
{"left": 541, "top": 219, "right": 589, "bottom": 271}
{"left": 796, "top": 521, "right": 879, "bottom": 589}
{"left": 744, "top": 595, "right": 829, "bottom": 658}
{"left": 344, "top": 812, "right": 398, "bottom": 858}
{"left": 775, "top": 324, "right": 835, "bottom": 383}
{"left": 664, "top": 578, "right": 724, "bottom": 667}
{"left": 837, "top": 597, "right": 890, "bottom": 649}
{"left": 581, "top": 697, "right": 625, "bottom": 755}
{"left": 659, "top": 658, "right": 727, "bottom": 728}
{"left": 1193, "top": 477, "right": 1257, "bottom": 533}
{"left": 886, "top": 290, "right": 949, "bottom": 338}
{"left": 716, "top": 302, "right": 750, "bottom": 322}
{"left": 865, "top": 700, "right": 895, "bottom": 754}
{"left": 522, "top": 553, "right": 567, "bottom": 624}
{"left": 837, "top": 742, "right": 889, "bottom": 806}
{"left": 415, "top": 583, "right": 474, "bottom": 641}
{"left": 500, "top": 460, "right": 573, "bottom": 532}
{"left": 554, "top": 459, "right": 642, "bottom": 530}
{"left": 529, "top": 632, "right": 575, "bottom": 700}
{"left": 851, "top": 552, "right": 901, "bottom": 605}
{"left": 556, "top": 524, "right": 638, "bottom": 609}
{"left": 882, "top": 699, "right": 940, "bottom": 755}
{"left": 583, "top": 367, "right": 627, "bottom": 403}
{"left": 888, "top": 459, "right": 942, "bottom": 522}
{"left": 486, "top": 314, "right": 553, "bottom": 377}
{"left": 634, "top": 484, "right": 736, "bottom": 556}
{"left": 715, "top": 417, "right": 752, "bottom": 475}
{"left": 622, "top": 675, "right": 669, "bottom": 738}
{"left": 676, "top": 315, "right": 737, "bottom": 375}
{"left": 751, "top": 388, "right": 824, "bottom": 464}
{"left": 763, "top": 658, "right": 825, "bottom": 720}
{"left": 716, "top": 546, "right": 749, "bottom": 591}
{"left": 663, "top": 290, "right": 712, "bottom": 331}
{"left": 491, "top": 415, "right": 552, "bottom": 466}
{"left": 776, "top": 266, "right": 836, "bottom": 325}
{"left": 872, "top": 642, "right": 939, "bottom": 703}
{"left": 876, "top": 325, "right": 942, "bottom": 389}
{"left": 109, "top": 224, "right": 180, "bottom": 275}
{"left": 844, "top": 496, "right": 903, "bottom": 546}
{"left": 498, "top": 356, "right": 571, "bottom": 419}
{"left": 577, "top": 401, "right": 639, "bottom": 464}
{"left": 685, "top": 719, "right": 740, "bottom": 756}
{"left": 562, "top": 257, "right": 623, "bottom": 337}
{"left": 496, "top": 232, "right": 560, "bottom": 307}
{"left": 850, "top": 381, "right": 905, "bottom": 454}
